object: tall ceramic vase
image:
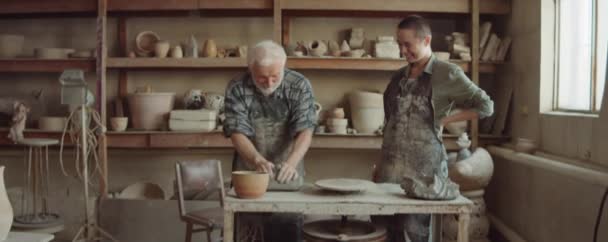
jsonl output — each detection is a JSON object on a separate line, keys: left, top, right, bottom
{"left": 0, "top": 166, "right": 13, "bottom": 241}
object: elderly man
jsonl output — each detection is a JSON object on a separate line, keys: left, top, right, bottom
{"left": 374, "top": 15, "right": 494, "bottom": 242}
{"left": 223, "top": 40, "right": 316, "bottom": 242}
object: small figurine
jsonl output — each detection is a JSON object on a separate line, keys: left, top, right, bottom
{"left": 8, "top": 101, "right": 29, "bottom": 143}
{"left": 183, "top": 89, "right": 205, "bottom": 110}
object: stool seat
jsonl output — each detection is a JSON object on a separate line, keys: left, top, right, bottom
{"left": 4, "top": 231, "right": 54, "bottom": 242}
{"left": 17, "top": 138, "right": 59, "bottom": 147}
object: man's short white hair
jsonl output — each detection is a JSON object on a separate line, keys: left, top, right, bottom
{"left": 248, "top": 40, "right": 287, "bottom": 67}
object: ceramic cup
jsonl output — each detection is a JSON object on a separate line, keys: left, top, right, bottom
{"left": 110, "top": 117, "right": 128, "bottom": 132}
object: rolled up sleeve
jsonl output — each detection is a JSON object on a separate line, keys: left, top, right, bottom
{"left": 289, "top": 79, "right": 317, "bottom": 137}
{"left": 448, "top": 68, "right": 494, "bottom": 118}
{"left": 223, "top": 82, "right": 254, "bottom": 138}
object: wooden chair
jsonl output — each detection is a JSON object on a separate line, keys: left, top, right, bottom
{"left": 175, "top": 160, "right": 225, "bottom": 242}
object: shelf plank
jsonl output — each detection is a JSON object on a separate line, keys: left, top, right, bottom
{"left": 100, "top": 131, "right": 509, "bottom": 150}
{"left": 0, "top": 0, "right": 96, "bottom": 15}
{"left": 108, "top": 0, "right": 198, "bottom": 11}
{"left": 282, "top": 0, "right": 510, "bottom": 15}
{"left": 198, "top": 0, "right": 272, "bottom": 10}
{"left": 0, "top": 59, "right": 96, "bottom": 73}
{"left": 287, "top": 57, "right": 500, "bottom": 73}
{"left": 107, "top": 57, "right": 248, "bottom": 69}
{"left": 0, "top": 130, "right": 509, "bottom": 150}
{"left": 107, "top": 57, "right": 501, "bottom": 73}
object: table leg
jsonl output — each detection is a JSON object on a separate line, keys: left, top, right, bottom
{"left": 223, "top": 210, "right": 234, "bottom": 242}
{"left": 431, "top": 214, "right": 443, "bottom": 242}
{"left": 457, "top": 213, "right": 470, "bottom": 242}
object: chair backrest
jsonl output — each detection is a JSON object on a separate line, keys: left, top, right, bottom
{"left": 175, "top": 160, "right": 225, "bottom": 217}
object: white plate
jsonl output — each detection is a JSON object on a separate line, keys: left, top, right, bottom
{"left": 314, "top": 178, "right": 376, "bottom": 193}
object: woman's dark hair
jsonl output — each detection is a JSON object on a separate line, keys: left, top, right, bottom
{"left": 398, "top": 15, "right": 432, "bottom": 39}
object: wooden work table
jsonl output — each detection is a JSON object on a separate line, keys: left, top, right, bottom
{"left": 223, "top": 183, "right": 473, "bottom": 242}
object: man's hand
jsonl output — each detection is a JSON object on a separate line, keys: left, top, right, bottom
{"left": 253, "top": 156, "right": 275, "bottom": 177}
{"left": 277, "top": 163, "right": 298, "bottom": 184}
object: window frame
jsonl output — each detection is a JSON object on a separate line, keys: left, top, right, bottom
{"left": 553, "top": 0, "right": 604, "bottom": 114}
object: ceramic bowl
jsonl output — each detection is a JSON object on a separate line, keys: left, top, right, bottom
{"left": 110, "top": 117, "right": 128, "bottom": 132}
{"left": 232, "top": 171, "right": 269, "bottom": 199}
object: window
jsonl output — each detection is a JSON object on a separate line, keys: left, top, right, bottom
{"left": 555, "top": 0, "right": 607, "bottom": 112}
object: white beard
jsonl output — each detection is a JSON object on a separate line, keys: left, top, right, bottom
{"left": 254, "top": 73, "right": 284, "bottom": 97}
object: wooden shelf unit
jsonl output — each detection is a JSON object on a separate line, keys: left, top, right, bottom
{"left": 1, "top": 0, "right": 511, "bottom": 196}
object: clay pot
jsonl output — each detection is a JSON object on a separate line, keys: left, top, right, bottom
{"left": 120, "top": 182, "right": 165, "bottom": 200}
{"left": 327, "top": 118, "right": 348, "bottom": 134}
{"left": 0, "top": 34, "right": 24, "bottom": 58}
{"left": 448, "top": 147, "right": 494, "bottom": 191}
{"left": 38, "top": 116, "right": 68, "bottom": 131}
{"left": 128, "top": 92, "right": 175, "bottom": 130}
{"left": 348, "top": 91, "right": 384, "bottom": 134}
{"left": 110, "top": 117, "right": 128, "bottom": 132}
{"left": 0, "top": 166, "right": 13, "bottom": 241}
{"left": 203, "top": 39, "right": 217, "bottom": 58}
{"left": 340, "top": 40, "right": 351, "bottom": 52}
{"left": 135, "top": 31, "right": 160, "bottom": 57}
{"left": 154, "top": 41, "right": 170, "bottom": 58}
{"left": 170, "top": 46, "right": 183, "bottom": 58}
{"left": 70, "top": 49, "right": 95, "bottom": 58}
{"left": 331, "top": 108, "right": 345, "bottom": 119}
{"left": 515, "top": 138, "right": 536, "bottom": 154}
{"left": 232, "top": 171, "right": 269, "bottom": 199}
{"left": 308, "top": 40, "right": 328, "bottom": 57}
{"left": 351, "top": 108, "right": 384, "bottom": 134}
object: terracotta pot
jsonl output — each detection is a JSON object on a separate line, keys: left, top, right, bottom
{"left": 110, "top": 117, "right": 128, "bottom": 132}
{"left": 203, "top": 39, "right": 217, "bottom": 58}
{"left": 128, "top": 93, "right": 175, "bottom": 130}
{"left": 351, "top": 108, "right": 384, "bottom": 134}
{"left": 0, "top": 34, "right": 24, "bottom": 58}
{"left": 232, "top": 171, "right": 269, "bottom": 199}
{"left": 38, "top": 116, "right": 68, "bottom": 131}
{"left": 0, "top": 166, "right": 13, "bottom": 241}
{"left": 154, "top": 41, "right": 170, "bottom": 58}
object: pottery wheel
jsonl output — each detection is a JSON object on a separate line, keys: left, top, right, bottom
{"left": 303, "top": 219, "right": 387, "bottom": 242}
{"left": 314, "top": 178, "right": 376, "bottom": 193}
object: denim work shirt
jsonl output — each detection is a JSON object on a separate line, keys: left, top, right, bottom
{"left": 383, "top": 55, "right": 494, "bottom": 141}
